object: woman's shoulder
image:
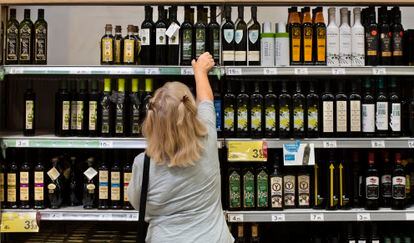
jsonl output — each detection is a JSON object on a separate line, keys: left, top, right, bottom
{"left": 133, "top": 152, "right": 146, "bottom": 169}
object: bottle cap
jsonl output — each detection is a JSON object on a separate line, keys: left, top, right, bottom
{"left": 262, "top": 22, "right": 272, "bottom": 33}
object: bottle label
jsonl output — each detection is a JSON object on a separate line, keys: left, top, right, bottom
{"left": 101, "top": 37, "right": 113, "bottom": 62}
{"left": 34, "top": 171, "right": 44, "bottom": 201}
{"left": 222, "top": 50, "right": 235, "bottom": 62}
{"left": 303, "top": 26, "right": 313, "bottom": 62}
{"left": 224, "top": 107, "right": 235, "bottom": 132}
{"left": 308, "top": 105, "right": 318, "bottom": 132}
{"left": 182, "top": 29, "right": 193, "bottom": 61}
{"left": 392, "top": 176, "right": 406, "bottom": 199}
{"left": 336, "top": 100, "right": 347, "bottom": 132}
{"left": 140, "top": 29, "right": 150, "bottom": 46}
{"left": 298, "top": 175, "right": 310, "bottom": 206}
{"left": 229, "top": 171, "right": 241, "bottom": 209}
{"left": 7, "top": 173, "right": 16, "bottom": 202}
{"left": 213, "top": 29, "right": 220, "bottom": 60}
{"left": 71, "top": 100, "right": 78, "bottom": 130}
{"left": 376, "top": 102, "right": 388, "bottom": 131}
{"left": 19, "top": 25, "right": 32, "bottom": 61}
{"left": 235, "top": 29, "right": 243, "bottom": 44}
{"left": 88, "top": 101, "right": 98, "bottom": 131}
{"left": 111, "top": 172, "right": 121, "bottom": 201}
{"left": 323, "top": 101, "right": 334, "bottom": 133}
{"left": 168, "top": 28, "right": 179, "bottom": 45}
{"left": 380, "top": 32, "right": 392, "bottom": 57}
{"left": 381, "top": 174, "right": 392, "bottom": 198}
{"left": 101, "top": 95, "right": 110, "bottom": 134}
{"left": 47, "top": 183, "right": 56, "bottom": 194}
{"left": 132, "top": 102, "right": 141, "bottom": 135}
{"left": 84, "top": 167, "right": 98, "bottom": 181}
{"left": 47, "top": 167, "right": 60, "bottom": 181}
{"left": 270, "top": 176, "right": 283, "bottom": 208}
{"left": 99, "top": 170, "right": 109, "bottom": 200}
{"left": 35, "top": 25, "right": 47, "bottom": 61}
{"left": 351, "top": 29, "right": 365, "bottom": 66}
{"left": 291, "top": 27, "right": 301, "bottom": 62}
{"left": 362, "top": 104, "right": 375, "bottom": 132}
{"left": 284, "top": 175, "right": 296, "bottom": 206}
{"left": 62, "top": 101, "right": 70, "bottom": 130}
{"left": 327, "top": 29, "right": 339, "bottom": 66}
{"left": 317, "top": 27, "right": 326, "bottom": 62}
{"left": 390, "top": 103, "right": 401, "bottom": 132}
{"left": 224, "top": 29, "right": 234, "bottom": 44}
{"left": 87, "top": 183, "right": 95, "bottom": 193}
{"left": 114, "top": 39, "right": 122, "bottom": 63}
{"left": 123, "top": 39, "right": 135, "bottom": 63}
{"left": 156, "top": 28, "right": 166, "bottom": 45}
{"left": 251, "top": 106, "right": 262, "bottom": 132}
{"left": 235, "top": 51, "right": 247, "bottom": 62}
{"left": 293, "top": 104, "right": 304, "bottom": 132}
{"left": 248, "top": 51, "right": 260, "bottom": 62}
{"left": 249, "top": 30, "right": 259, "bottom": 44}
{"left": 257, "top": 170, "right": 269, "bottom": 208}
{"left": 392, "top": 31, "right": 404, "bottom": 57}
{"left": 350, "top": 100, "right": 361, "bottom": 132}
{"left": 25, "top": 100, "right": 34, "bottom": 130}
{"left": 366, "top": 30, "right": 378, "bottom": 56}
{"left": 279, "top": 105, "right": 290, "bottom": 132}
{"left": 0, "top": 173, "right": 4, "bottom": 202}
{"left": 339, "top": 28, "right": 352, "bottom": 66}
{"left": 123, "top": 172, "right": 132, "bottom": 202}
{"left": 214, "top": 100, "right": 222, "bottom": 132}
{"left": 76, "top": 101, "right": 84, "bottom": 130}
{"left": 115, "top": 93, "right": 125, "bottom": 134}
{"left": 265, "top": 106, "right": 276, "bottom": 132}
{"left": 195, "top": 28, "right": 206, "bottom": 57}
{"left": 19, "top": 171, "right": 29, "bottom": 201}
{"left": 243, "top": 171, "right": 255, "bottom": 208}
{"left": 6, "top": 24, "right": 18, "bottom": 61}
{"left": 237, "top": 106, "right": 248, "bottom": 132}
{"left": 366, "top": 176, "right": 379, "bottom": 199}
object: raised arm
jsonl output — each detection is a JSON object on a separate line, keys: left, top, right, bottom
{"left": 191, "top": 52, "right": 215, "bottom": 102}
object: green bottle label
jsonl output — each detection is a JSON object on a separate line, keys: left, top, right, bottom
{"left": 228, "top": 171, "right": 241, "bottom": 209}
{"left": 243, "top": 171, "right": 255, "bottom": 208}
{"left": 257, "top": 170, "right": 269, "bottom": 208}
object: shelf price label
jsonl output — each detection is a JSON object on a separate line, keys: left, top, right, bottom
{"left": 1, "top": 212, "right": 39, "bottom": 233}
{"left": 371, "top": 140, "right": 385, "bottom": 148}
{"left": 323, "top": 141, "right": 337, "bottom": 148}
{"left": 331, "top": 68, "right": 346, "bottom": 75}
{"left": 227, "top": 141, "right": 268, "bottom": 162}
{"left": 227, "top": 68, "right": 242, "bottom": 75}
{"left": 294, "top": 68, "right": 309, "bottom": 75}
{"left": 69, "top": 69, "right": 91, "bottom": 75}
{"left": 310, "top": 213, "right": 324, "bottom": 221}
{"left": 406, "top": 213, "right": 414, "bottom": 220}
{"left": 15, "top": 140, "right": 29, "bottom": 147}
{"left": 357, "top": 213, "right": 371, "bottom": 221}
{"left": 263, "top": 68, "right": 278, "bottom": 75}
{"left": 144, "top": 68, "right": 160, "bottom": 75}
{"left": 228, "top": 214, "right": 244, "bottom": 222}
{"left": 9, "top": 68, "right": 24, "bottom": 74}
{"left": 408, "top": 141, "right": 414, "bottom": 148}
{"left": 99, "top": 141, "right": 114, "bottom": 148}
{"left": 271, "top": 214, "right": 285, "bottom": 222}
{"left": 372, "top": 68, "right": 387, "bottom": 75}
{"left": 181, "top": 68, "right": 194, "bottom": 75}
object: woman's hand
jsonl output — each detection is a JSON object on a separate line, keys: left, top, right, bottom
{"left": 191, "top": 52, "right": 215, "bottom": 76}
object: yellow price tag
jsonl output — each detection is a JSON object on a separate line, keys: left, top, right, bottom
{"left": 228, "top": 141, "right": 267, "bottom": 162}
{"left": 1, "top": 212, "right": 39, "bottom": 233}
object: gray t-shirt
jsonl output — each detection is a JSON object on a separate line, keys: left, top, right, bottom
{"left": 127, "top": 100, "right": 234, "bottom": 243}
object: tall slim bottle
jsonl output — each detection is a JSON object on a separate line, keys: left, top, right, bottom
{"left": 76, "top": 80, "right": 87, "bottom": 136}
{"left": 207, "top": 6, "right": 220, "bottom": 63}
{"left": 228, "top": 166, "right": 241, "bottom": 210}
{"left": 392, "top": 153, "right": 406, "bottom": 210}
{"left": 375, "top": 77, "right": 388, "bottom": 136}
{"left": 101, "top": 24, "right": 114, "bottom": 65}
{"left": 140, "top": 78, "right": 153, "bottom": 125}
{"left": 349, "top": 80, "right": 362, "bottom": 137}
{"left": 327, "top": 8, "right": 340, "bottom": 66}
{"left": 70, "top": 81, "right": 78, "bottom": 135}
{"left": 289, "top": 9, "right": 302, "bottom": 65}
{"left": 256, "top": 165, "right": 269, "bottom": 209}
{"left": 365, "top": 152, "right": 379, "bottom": 210}
{"left": 7, "top": 149, "right": 18, "bottom": 209}
{"left": 167, "top": 6, "right": 180, "bottom": 65}
{"left": 19, "top": 149, "right": 31, "bottom": 209}
{"left": 314, "top": 7, "right": 326, "bottom": 65}
{"left": 88, "top": 80, "right": 100, "bottom": 137}
{"left": 279, "top": 81, "right": 291, "bottom": 138}
{"left": 389, "top": 78, "right": 401, "bottom": 136}
{"left": 69, "top": 157, "right": 80, "bottom": 206}
{"left": 155, "top": 6, "right": 167, "bottom": 65}
{"left": 33, "top": 150, "right": 45, "bottom": 209}
{"left": 302, "top": 7, "right": 313, "bottom": 65}
{"left": 379, "top": 7, "right": 392, "bottom": 65}
{"left": 83, "top": 157, "right": 97, "bottom": 209}
{"left": 223, "top": 81, "right": 236, "bottom": 138}
{"left": 335, "top": 81, "right": 348, "bottom": 136}
{"left": 0, "top": 156, "right": 6, "bottom": 208}
{"left": 100, "top": 78, "right": 113, "bottom": 137}
{"left": 123, "top": 158, "right": 133, "bottom": 209}
{"left": 222, "top": 6, "right": 235, "bottom": 65}
{"left": 236, "top": 82, "right": 249, "bottom": 138}
{"left": 123, "top": 25, "right": 137, "bottom": 65}
{"left": 247, "top": 6, "right": 260, "bottom": 66}
{"left": 381, "top": 151, "right": 392, "bottom": 207}
{"left": 5, "top": 9, "right": 19, "bottom": 65}
{"left": 24, "top": 80, "right": 35, "bottom": 136}
{"left": 114, "top": 26, "right": 123, "bottom": 64}
{"left": 242, "top": 167, "right": 255, "bottom": 209}
{"left": 321, "top": 81, "right": 334, "bottom": 137}
{"left": 111, "top": 152, "right": 122, "bottom": 209}
{"left": 213, "top": 81, "right": 222, "bottom": 137}
{"left": 180, "top": 6, "right": 194, "bottom": 65}
{"left": 306, "top": 81, "right": 319, "bottom": 138}
{"left": 55, "top": 80, "right": 71, "bottom": 136}
{"left": 34, "top": 9, "right": 47, "bottom": 64}
{"left": 250, "top": 82, "right": 263, "bottom": 138}
{"left": 47, "top": 157, "right": 63, "bottom": 209}
{"left": 18, "top": 9, "right": 33, "bottom": 64}
{"left": 391, "top": 7, "right": 404, "bottom": 65}
{"left": 269, "top": 157, "right": 283, "bottom": 210}
{"left": 98, "top": 151, "right": 109, "bottom": 209}
{"left": 327, "top": 151, "right": 338, "bottom": 210}
{"left": 128, "top": 78, "right": 141, "bottom": 137}
{"left": 351, "top": 8, "right": 365, "bottom": 66}
{"left": 234, "top": 6, "right": 247, "bottom": 66}
{"left": 339, "top": 8, "right": 351, "bottom": 66}
{"left": 264, "top": 82, "right": 277, "bottom": 138}
{"left": 366, "top": 7, "right": 379, "bottom": 66}
{"left": 114, "top": 78, "right": 126, "bottom": 137}
{"left": 140, "top": 6, "right": 155, "bottom": 65}
{"left": 362, "top": 78, "right": 375, "bottom": 137}
{"left": 293, "top": 81, "right": 305, "bottom": 138}
{"left": 194, "top": 6, "right": 207, "bottom": 59}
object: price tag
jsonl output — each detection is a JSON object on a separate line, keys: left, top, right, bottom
{"left": 406, "top": 213, "right": 414, "bottom": 220}
{"left": 165, "top": 22, "right": 180, "bottom": 38}
{"left": 1, "top": 212, "right": 39, "bottom": 233}
{"left": 408, "top": 141, "right": 414, "bottom": 148}
{"left": 332, "top": 68, "right": 346, "bottom": 75}
{"left": 99, "top": 141, "right": 113, "bottom": 148}
{"left": 69, "top": 69, "right": 91, "bottom": 75}
{"left": 357, "top": 213, "right": 371, "bottom": 221}
{"left": 294, "top": 68, "right": 308, "bottom": 75}
{"left": 181, "top": 68, "right": 194, "bottom": 75}
{"left": 9, "top": 68, "right": 23, "bottom": 74}
{"left": 227, "top": 141, "right": 268, "bottom": 162}
{"left": 100, "top": 214, "right": 113, "bottom": 221}
{"left": 310, "top": 213, "right": 324, "bottom": 221}
{"left": 114, "top": 68, "right": 132, "bottom": 75}
{"left": 228, "top": 214, "right": 244, "bottom": 222}
{"left": 227, "top": 68, "right": 242, "bottom": 75}
{"left": 271, "top": 214, "right": 285, "bottom": 222}
{"left": 373, "top": 68, "right": 387, "bottom": 75}
{"left": 15, "top": 140, "right": 29, "bottom": 147}
{"left": 145, "top": 68, "right": 160, "bottom": 75}
{"left": 263, "top": 68, "right": 278, "bottom": 75}
{"left": 323, "top": 141, "right": 337, "bottom": 148}
{"left": 371, "top": 140, "right": 385, "bottom": 148}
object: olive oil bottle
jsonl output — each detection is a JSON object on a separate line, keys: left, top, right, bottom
{"left": 194, "top": 6, "right": 207, "bottom": 59}
{"left": 101, "top": 24, "right": 114, "bottom": 65}
{"left": 155, "top": 6, "right": 167, "bottom": 65}
{"left": 128, "top": 78, "right": 141, "bottom": 137}
{"left": 302, "top": 7, "right": 313, "bottom": 65}
{"left": 314, "top": 7, "right": 326, "bottom": 65}
{"left": 167, "top": 6, "right": 180, "bottom": 65}
{"left": 75, "top": 80, "right": 88, "bottom": 136}
{"left": 100, "top": 78, "right": 114, "bottom": 137}
{"left": 293, "top": 81, "right": 305, "bottom": 138}
{"left": 234, "top": 6, "right": 247, "bottom": 66}
{"left": 83, "top": 157, "right": 97, "bottom": 209}
{"left": 47, "top": 157, "right": 63, "bottom": 209}
{"left": 140, "top": 78, "right": 153, "bottom": 125}
{"left": 236, "top": 81, "right": 249, "bottom": 138}
{"left": 19, "top": 149, "right": 31, "bottom": 209}
{"left": 34, "top": 9, "right": 47, "bottom": 65}
{"left": 180, "top": 6, "right": 194, "bottom": 65}
{"left": 5, "top": 8, "right": 19, "bottom": 65}
{"left": 7, "top": 149, "right": 19, "bottom": 209}
{"left": 18, "top": 9, "right": 33, "bottom": 64}
{"left": 247, "top": 6, "right": 260, "bottom": 66}
{"left": 98, "top": 151, "right": 109, "bottom": 209}
{"left": 223, "top": 81, "right": 236, "bottom": 138}
{"left": 114, "top": 78, "right": 126, "bottom": 137}
{"left": 123, "top": 156, "right": 133, "bottom": 210}
{"left": 140, "top": 6, "right": 155, "bottom": 65}
{"left": 111, "top": 151, "right": 122, "bottom": 209}
{"left": 250, "top": 82, "right": 263, "bottom": 138}
{"left": 88, "top": 80, "right": 100, "bottom": 137}
{"left": 279, "top": 81, "right": 292, "bottom": 138}
{"left": 123, "top": 25, "right": 136, "bottom": 65}
{"left": 33, "top": 150, "right": 45, "bottom": 209}
{"left": 228, "top": 166, "right": 241, "bottom": 210}
{"left": 55, "top": 80, "right": 71, "bottom": 137}
{"left": 24, "top": 80, "right": 35, "bottom": 136}
{"left": 221, "top": 6, "right": 235, "bottom": 66}
{"left": 264, "top": 82, "right": 277, "bottom": 138}
{"left": 207, "top": 6, "right": 220, "bottom": 63}
{"left": 289, "top": 8, "right": 302, "bottom": 65}
{"left": 114, "top": 25, "right": 123, "bottom": 64}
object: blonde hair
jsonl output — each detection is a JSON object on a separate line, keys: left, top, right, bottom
{"left": 142, "top": 82, "right": 207, "bottom": 167}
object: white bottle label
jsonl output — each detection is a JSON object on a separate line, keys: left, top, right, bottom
{"left": 235, "top": 30, "right": 243, "bottom": 44}
{"left": 140, "top": 29, "right": 150, "bottom": 46}
{"left": 323, "top": 101, "right": 334, "bottom": 133}
{"left": 156, "top": 28, "right": 166, "bottom": 45}
{"left": 222, "top": 51, "right": 235, "bottom": 62}
{"left": 390, "top": 103, "right": 401, "bottom": 132}
{"left": 168, "top": 30, "right": 179, "bottom": 45}
{"left": 351, "top": 28, "right": 365, "bottom": 66}
{"left": 327, "top": 28, "right": 340, "bottom": 66}
{"left": 350, "top": 100, "right": 361, "bottom": 132}
{"left": 261, "top": 38, "right": 274, "bottom": 66}
{"left": 376, "top": 102, "right": 388, "bottom": 131}
{"left": 362, "top": 104, "right": 375, "bottom": 133}
{"left": 366, "top": 176, "right": 379, "bottom": 199}
{"left": 224, "top": 29, "right": 234, "bottom": 44}
{"left": 275, "top": 37, "right": 289, "bottom": 67}
{"left": 339, "top": 27, "right": 352, "bottom": 66}
{"left": 336, "top": 100, "right": 347, "bottom": 132}
{"left": 249, "top": 30, "right": 259, "bottom": 44}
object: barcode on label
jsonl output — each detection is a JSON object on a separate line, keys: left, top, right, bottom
{"left": 371, "top": 140, "right": 385, "bottom": 148}
{"left": 271, "top": 214, "right": 285, "bottom": 222}
{"left": 228, "top": 214, "right": 244, "bottom": 222}
{"left": 227, "top": 68, "right": 242, "bottom": 75}
{"left": 323, "top": 141, "right": 337, "bottom": 148}
{"left": 310, "top": 213, "right": 324, "bottom": 221}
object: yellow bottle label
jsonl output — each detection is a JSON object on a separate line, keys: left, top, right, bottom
{"left": 76, "top": 101, "right": 84, "bottom": 130}
{"left": 317, "top": 28, "right": 326, "bottom": 62}
{"left": 111, "top": 172, "right": 121, "bottom": 201}
{"left": 114, "top": 39, "right": 121, "bottom": 63}
{"left": 25, "top": 100, "right": 34, "bottom": 130}
{"left": 102, "top": 38, "right": 113, "bottom": 62}
{"left": 7, "top": 173, "right": 16, "bottom": 202}
{"left": 123, "top": 172, "right": 132, "bottom": 202}
{"left": 62, "top": 101, "right": 70, "bottom": 130}
{"left": 292, "top": 27, "right": 301, "bottom": 62}
{"left": 34, "top": 171, "right": 44, "bottom": 201}
{"left": 20, "top": 172, "right": 29, "bottom": 201}
{"left": 303, "top": 26, "right": 313, "bottom": 62}
{"left": 0, "top": 173, "right": 4, "bottom": 202}
{"left": 89, "top": 101, "right": 97, "bottom": 131}
{"left": 123, "top": 39, "right": 135, "bottom": 63}
{"left": 99, "top": 170, "right": 109, "bottom": 200}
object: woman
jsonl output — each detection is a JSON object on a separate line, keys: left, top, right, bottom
{"left": 128, "top": 52, "right": 234, "bottom": 243}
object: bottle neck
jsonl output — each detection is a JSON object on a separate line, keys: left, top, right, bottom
{"left": 104, "top": 79, "right": 111, "bottom": 92}
{"left": 309, "top": 82, "right": 315, "bottom": 93}
{"left": 251, "top": 7, "right": 257, "bottom": 21}
{"left": 210, "top": 8, "right": 217, "bottom": 22}
{"left": 254, "top": 83, "right": 260, "bottom": 93}
{"left": 145, "top": 79, "right": 153, "bottom": 92}
{"left": 303, "top": 11, "right": 312, "bottom": 24}
{"left": 328, "top": 11, "right": 336, "bottom": 25}
{"left": 268, "top": 83, "right": 273, "bottom": 93}
{"left": 341, "top": 11, "right": 349, "bottom": 26}
{"left": 145, "top": 7, "right": 153, "bottom": 21}
{"left": 197, "top": 8, "right": 203, "bottom": 23}
{"left": 281, "top": 83, "right": 287, "bottom": 93}
{"left": 24, "top": 11, "right": 30, "bottom": 20}
{"left": 354, "top": 11, "right": 361, "bottom": 25}
{"left": 238, "top": 7, "right": 244, "bottom": 20}
{"left": 315, "top": 11, "right": 324, "bottom": 23}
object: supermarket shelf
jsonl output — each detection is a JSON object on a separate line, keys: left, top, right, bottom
{"left": 226, "top": 207, "right": 414, "bottom": 222}
{"left": 2, "top": 206, "right": 139, "bottom": 221}
{"left": 3, "top": 65, "right": 222, "bottom": 76}
{"left": 224, "top": 66, "right": 414, "bottom": 76}
{"left": 0, "top": 133, "right": 225, "bottom": 149}
{"left": 225, "top": 137, "right": 414, "bottom": 149}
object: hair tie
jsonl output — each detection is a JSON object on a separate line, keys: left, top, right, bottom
{"left": 182, "top": 95, "right": 189, "bottom": 103}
